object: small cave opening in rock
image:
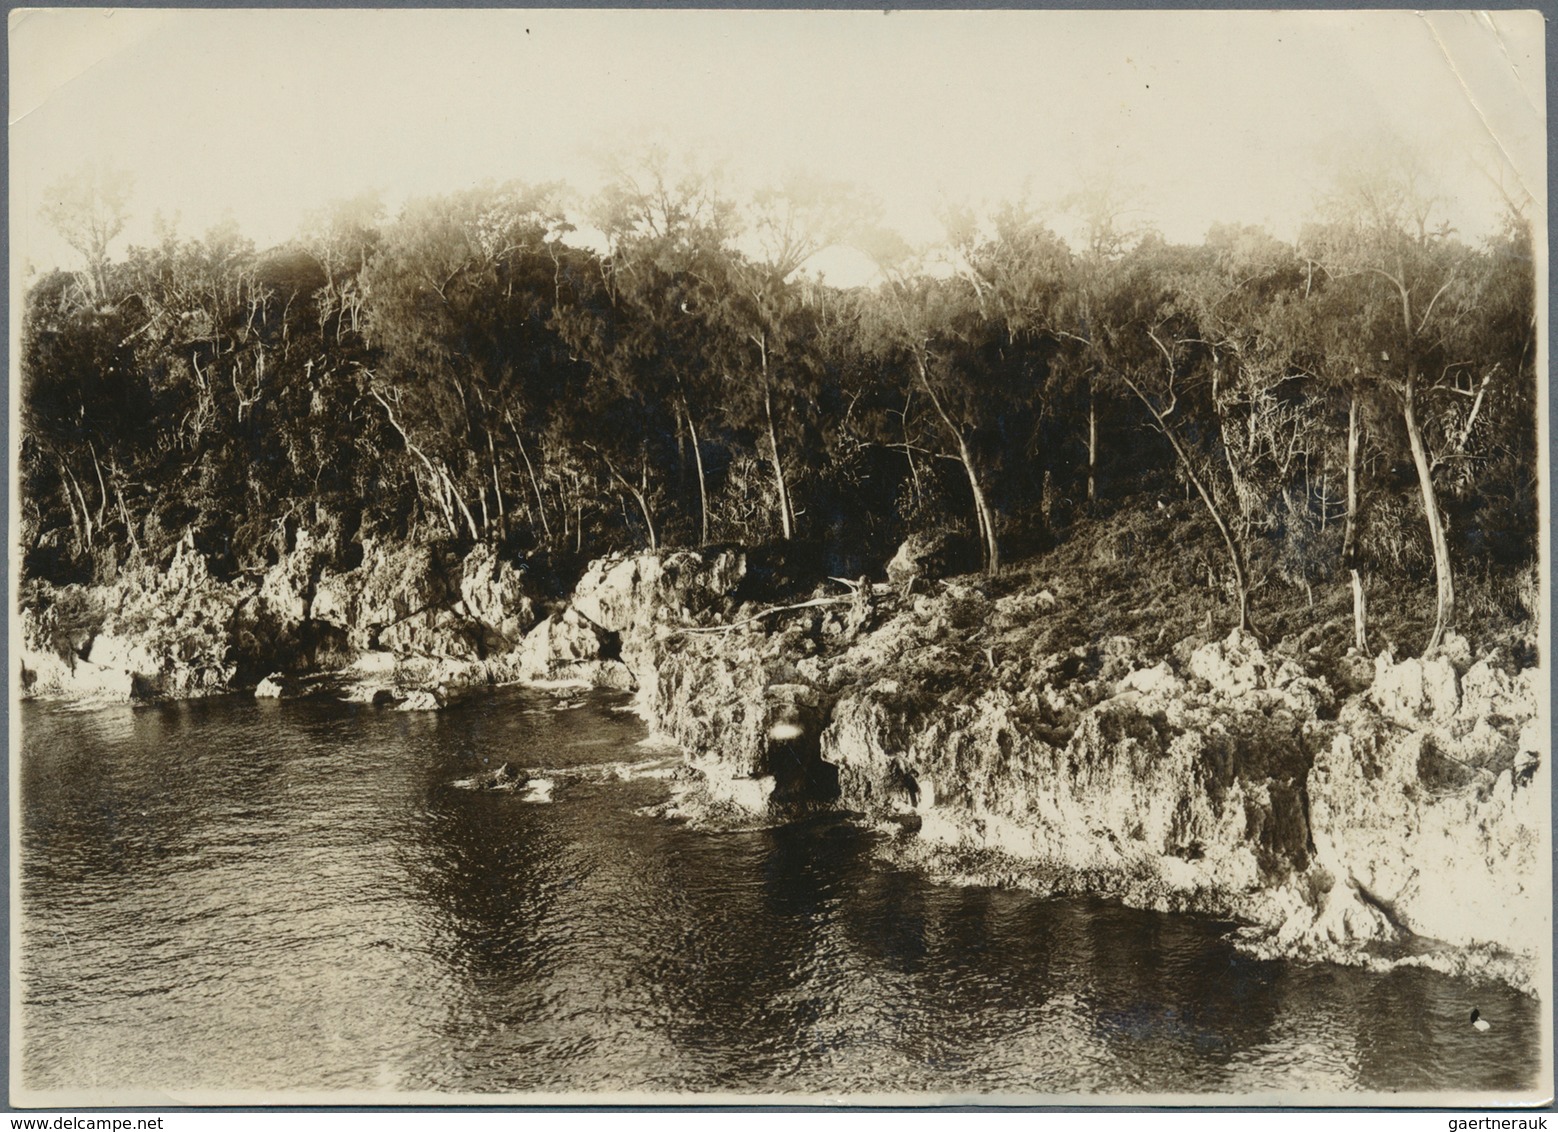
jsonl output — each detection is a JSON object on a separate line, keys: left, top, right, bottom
{"left": 765, "top": 710, "right": 841, "bottom": 806}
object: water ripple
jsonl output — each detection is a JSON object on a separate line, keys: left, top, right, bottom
{"left": 18, "top": 689, "right": 1542, "bottom": 1097}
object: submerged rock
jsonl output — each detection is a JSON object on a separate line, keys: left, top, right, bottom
{"left": 396, "top": 688, "right": 445, "bottom": 712}
{"left": 254, "top": 674, "right": 288, "bottom": 699}
{"left": 521, "top": 777, "right": 555, "bottom": 803}
{"left": 449, "top": 762, "right": 556, "bottom": 801}
{"left": 455, "top": 761, "right": 522, "bottom": 791}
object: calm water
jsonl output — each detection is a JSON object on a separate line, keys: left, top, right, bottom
{"left": 18, "top": 689, "right": 1542, "bottom": 1098}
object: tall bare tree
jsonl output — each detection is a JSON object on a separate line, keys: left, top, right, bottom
{"left": 1305, "top": 152, "right": 1475, "bottom": 653}
{"left": 41, "top": 163, "right": 133, "bottom": 304}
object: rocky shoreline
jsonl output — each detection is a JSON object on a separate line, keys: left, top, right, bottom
{"left": 19, "top": 538, "right": 1547, "bottom": 994}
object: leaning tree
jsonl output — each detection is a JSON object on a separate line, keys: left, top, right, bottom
{"left": 1303, "top": 156, "right": 1497, "bottom": 654}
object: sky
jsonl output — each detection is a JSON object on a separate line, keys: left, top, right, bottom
{"left": 8, "top": 8, "right": 1547, "bottom": 286}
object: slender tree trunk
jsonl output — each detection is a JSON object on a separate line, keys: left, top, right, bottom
{"left": 57, "top": 458, "right": 85, "bottom": 550}
{"left": 431, "top": 478, "right": 459, "bottom": 541}
{"left": 1086, "top": 377, "right": 1098, "bottom": 504}
{"left": 903, "top": 390, "right": 922, "bottom": 507}
{"left": 369, "top": 385, "right": 460, "bottom": 538}
{"left": 1342, "top": 389, "right": 1370, "bottom": 653}
{"left": 915, "top": 353, "right": 999, "bottom": 574}
{"left": 113, "top": 479, "right": 140, "bottom": 554}
{"left": 674, "top": 402, "right": 689, "bottom": 499}
{"left": 441, "top": 468, "right": 480, "bottom": 542}
{"left": 755, "top": 334, "right": 794, "bottom": 541}
{"left": 487, "top": 431, "right": 506, "bottom": 539}
{"left": 1123, "top": 374, "right": 1251, "bottom": 634}
{"left": 1402, "top": 374, "right": 1454, "bottom": 653}
{"left": 1350, "top": 571, "right": 1370, "bottom": 651}
{"left": 684, "top": 400, "right": 709, "bottom": 546}
{"left": 591, "top": 447, "right": 657, "bottom": 552}
{"left": 1451, "top": 369, "right": 1493, "bottom": 456}
{"left": 63, "top": 462, "right": 95, "bottom": 550}
{"left": 505, "top": 410, "right": 551, "bottom": 543}
{"left": 433, "top": 469, "right": 455, "bottom": 535}
{"left": 763, "top": 383, "right": 794, "bottom": 541}
{"left": 88, "top": 442, "right": 110, "bottom": 530}
{"left": 957, "top": 433, "right": 1000, "bottom": 574}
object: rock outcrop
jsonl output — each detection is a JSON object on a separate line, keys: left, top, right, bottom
{"left": 17, "top": 535, "right": 1544, "bottom": 989}
{"left": 1299, "top": 652, "right": 1545, "bottom": 956}
{"left": 21, "top": 540, "right": 244, "bottom": 701}
{"left": 254, "top": 673, "right": 289, "bottom": 699}
{"left": 20, "top": 533, "right": 544, "bottom": 704}
{"left": 18, "top": 539, "right": 740, "bottom": 707}
{"left": 625, "top": 567, "right": 1546, "bottom": 991}
{"left": 458, "top": 542, "right": 537, "bottom": 647}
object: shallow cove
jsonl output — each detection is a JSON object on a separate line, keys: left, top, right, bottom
{"left": 18, "top": 688, "right": 1539, "bottom": 1097}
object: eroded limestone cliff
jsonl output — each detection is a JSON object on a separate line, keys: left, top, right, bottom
{"left": 18, "top": 540, "right": 1546, "bottom": 990}
{"left": 584, "top": 550, "right": 1546, "bottom": 992}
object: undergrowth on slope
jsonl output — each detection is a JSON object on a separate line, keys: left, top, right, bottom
{"left": 898, "top": 493, "right": 1538, "bottom": 673}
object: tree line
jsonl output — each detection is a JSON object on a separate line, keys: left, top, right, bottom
{"left": 21, "top": 153, "right": 1537, "bottom": 654}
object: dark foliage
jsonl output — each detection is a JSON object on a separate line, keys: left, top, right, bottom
{"left": 19, "top": 182, "right": 1539, "bottom": 655}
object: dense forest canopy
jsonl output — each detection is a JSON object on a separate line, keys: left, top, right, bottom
{"left": 20, "top": 154, "right": 1539, "bottom": 656}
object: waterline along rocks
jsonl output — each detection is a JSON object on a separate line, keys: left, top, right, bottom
{"left": 18, "top": 535, "right": 1545, "bottom": 992}
{"left": 583, "top": 546, "right": 1545, "bottom": 993}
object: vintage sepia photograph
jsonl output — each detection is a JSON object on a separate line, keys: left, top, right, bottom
{"left": 8, "top": 7, "right": 1551, "bottom": 1106}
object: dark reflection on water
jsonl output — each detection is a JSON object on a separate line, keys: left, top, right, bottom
{"left": 19, "top": 690, "right": 1540, "bottom": 1096}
